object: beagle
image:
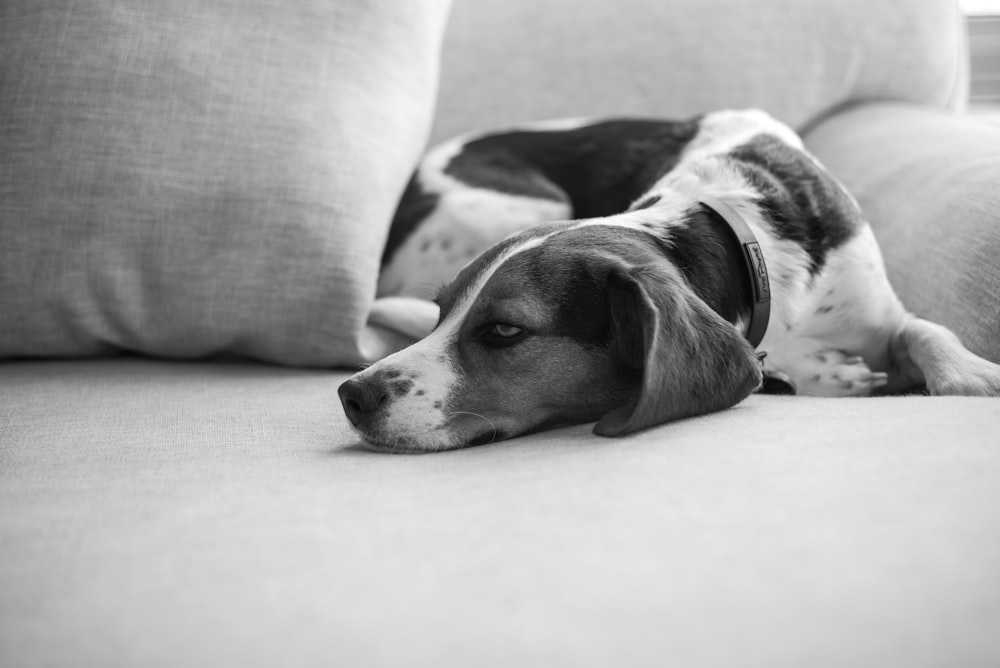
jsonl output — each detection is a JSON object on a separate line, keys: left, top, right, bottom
{"left": 339, "top": 110, "right": 1000, "bottom": 452}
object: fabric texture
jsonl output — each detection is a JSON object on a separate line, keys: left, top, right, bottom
{"left": 432, "top": 0, "right": 966, "bottom": 143}
{"left": 3, "top": 2, "right": 999, "bottom": 667}
{"left": 0, "top": 0, "right": 450, "bottom": 366}
{"left": 805, "top": 103, "right": 1000, "bottom": 362}
{"left": 1, "top": 360, "right": 999, "bottom": 668}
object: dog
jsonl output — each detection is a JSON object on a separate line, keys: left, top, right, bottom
{"left": 339, "top": 109, "right": 1000, "bottom": 453}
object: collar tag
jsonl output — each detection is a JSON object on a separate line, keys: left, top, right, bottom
{"left": 744, "top": 241, "right": 770, "bottom": 303}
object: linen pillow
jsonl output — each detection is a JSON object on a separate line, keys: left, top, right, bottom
{"left": 0, "top": 1, "right": 450, "bottom": 366}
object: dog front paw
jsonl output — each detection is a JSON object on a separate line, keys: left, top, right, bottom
{"left": 927, "top": 356, "right": 1000, "bottom": 397}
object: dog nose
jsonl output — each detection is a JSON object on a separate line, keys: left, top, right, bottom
{"left": 338, "top": 377, "right": 389, "bottom": 427}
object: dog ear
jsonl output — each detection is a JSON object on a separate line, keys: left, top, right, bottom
{"left": 593, "top": 262, "right": 762, "bottom": 437}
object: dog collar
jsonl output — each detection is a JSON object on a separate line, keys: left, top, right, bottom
{"left": 699, "top": 196, "right": 771, "bottom": 348}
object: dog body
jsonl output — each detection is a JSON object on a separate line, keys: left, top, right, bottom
{"left": 340, "top": 110, "right": 1000, "bottom": 452}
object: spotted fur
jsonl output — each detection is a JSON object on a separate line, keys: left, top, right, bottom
{"left": 342, "top": 109, "right": 1000, "bottom": 452}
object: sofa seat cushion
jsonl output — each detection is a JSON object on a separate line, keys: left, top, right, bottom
{"left": 2, "top": 359, "right": 998, "bottom": 666}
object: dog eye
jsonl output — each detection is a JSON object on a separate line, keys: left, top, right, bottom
{"left": 479, "top": 322, "right": 528, "bottom": 348}
{"left": 490, "top": 323, "right": 523, "bottom": 339}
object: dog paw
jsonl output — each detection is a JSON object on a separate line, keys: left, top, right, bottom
{"left": 927, "top": 356, "right": 1000, "bottom": 397}
{"left": 791, "top": 350, "right": 888, "bottom": 397}
{"left": 368, "top": 297, "right": 440, "bottom": 341}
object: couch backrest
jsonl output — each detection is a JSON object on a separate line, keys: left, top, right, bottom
{"left": 431, "top": 0, "right": 968, "bottom": 142}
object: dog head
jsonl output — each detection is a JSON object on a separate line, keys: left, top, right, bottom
{"left": 339, "top": 221, "right": 762, "bottom": 452}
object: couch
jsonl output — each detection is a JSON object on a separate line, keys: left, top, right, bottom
{"left": 2, "top": 1, "right": 998, "bottom": 666}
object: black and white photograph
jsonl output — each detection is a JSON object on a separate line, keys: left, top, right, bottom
{"left": 2, "top": 1, "right": 999, "bottom": 666}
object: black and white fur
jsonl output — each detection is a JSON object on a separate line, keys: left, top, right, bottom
{"left": 341, "top": 109, "right": 1000, "bottom": 452}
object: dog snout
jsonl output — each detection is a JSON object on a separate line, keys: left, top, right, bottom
{"left": 338, "top": 377, "right": 389, "bottom": 428}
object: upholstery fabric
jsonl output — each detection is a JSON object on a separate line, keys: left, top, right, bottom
{"left": 3, "top": 2, "right": 999, "bottom": 667}
{"left": 432, "top": 0, "right": 966, "bottom": 143}
{"left": 1, "top": 360, "right": 999, "bottom": 667}
{"left": 805, "top": 103, "right": 1000, "bottom": 362}
{"left": 0, "top": 0, "right": 450, "bottom": 366}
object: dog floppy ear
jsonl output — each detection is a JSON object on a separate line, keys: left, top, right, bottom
{"left": 594, "top": 262, "right": 762, "bottom": 437}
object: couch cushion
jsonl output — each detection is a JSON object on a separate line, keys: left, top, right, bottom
{"left": 0, "top": 1, "right": 450, "bottom": 366}
{"left": 432, "top": 0, "right": 966, "bottom": 142}
{"left": 2, "top": 359, "right": 999, "bottom": 666}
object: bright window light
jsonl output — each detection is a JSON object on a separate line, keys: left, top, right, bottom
{"left": 963, "top": 0, "right": 1000, "bottom": 15}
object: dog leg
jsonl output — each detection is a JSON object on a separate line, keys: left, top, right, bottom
{"left": 765, "top": 340, "right": 890, "bottom": 397}
{"left": 368, "top": 297, "right": 440, "bottom": 341}
{"left": 889, "top": 316, "right": 1000, "bottom": 396}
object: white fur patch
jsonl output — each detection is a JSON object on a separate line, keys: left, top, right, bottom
{"left": 685, "top": 109, "right": 804, "bottom": 157}
{"left": 358, "top": 327, "right": 460, "bottom": 450}
{"left": 378, "top": 188, "right": 569, "bottom": 299}
{"left": 514, "top": 117, "right": 595, "bottom": 132}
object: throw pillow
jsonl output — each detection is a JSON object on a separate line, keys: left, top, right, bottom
{"left": 0, "top": 0, "right": 450, "bottom": 366}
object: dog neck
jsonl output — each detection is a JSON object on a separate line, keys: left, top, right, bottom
{"left": 643, "top": 201, "right": 767, "bottom": 345}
